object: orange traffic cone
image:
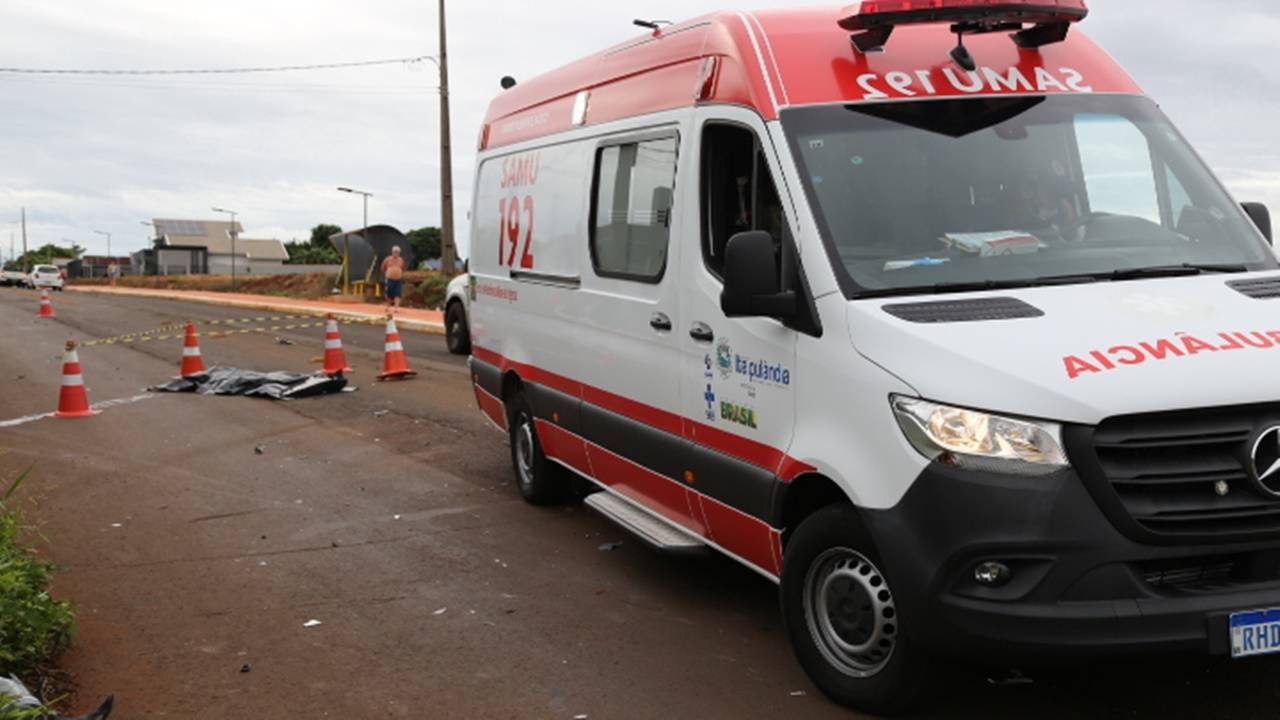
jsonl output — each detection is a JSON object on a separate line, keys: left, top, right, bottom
{"left": 377, "top": 315, "right": 417, "bottom": 381}
{"left": 56, "top": 340, "right": 99, "bottom": 418}
{"left": 322, "top": 314, "right": 353, "bottom": 375}
{"left": 180, "top": 321, "right": 207, "bottom": 377}
{"left": 37, "top": 289, "right": 55, "bottom": 318}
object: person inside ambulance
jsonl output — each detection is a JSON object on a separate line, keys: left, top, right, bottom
{"left": 703, "top": 124, "right": 787, "bottom": 277}
{"left": 996, "top": 158, "right": 1082, "bottom": 241}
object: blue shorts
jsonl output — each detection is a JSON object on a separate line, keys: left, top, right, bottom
{"left": 385, "top": 279, "right": 403, "bottom": 298}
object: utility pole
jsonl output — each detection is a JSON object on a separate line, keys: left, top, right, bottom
{"left": 21, "top": 207, "right": 27, "bottom": 272}
{"left": 438, "top": 0, "right": 457, "bottom": 275}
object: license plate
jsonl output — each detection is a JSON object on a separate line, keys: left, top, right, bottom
{"left": 1230, "top": 608, "right": 1280, "bottom": 658}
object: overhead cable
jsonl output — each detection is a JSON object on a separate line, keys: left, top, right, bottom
{"left": 0, "top": 56, "right": 434, "bottom": 76}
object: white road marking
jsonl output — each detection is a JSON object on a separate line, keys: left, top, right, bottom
{"left": 0, "top": 393, "right": 156, "bottom": 429}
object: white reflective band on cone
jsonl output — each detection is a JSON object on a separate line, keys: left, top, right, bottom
{"left": 61, "top": 374, "right": 84, "bottom": 387}
{"left": 385, "top": 341, "right": 404, "bottom": 352}
{"left": 183, "top": 347, "right": 202, "bottom": 357}
{"left": 324, "top": 339, "right": 342, "bottom": 349}
{"left": 386, "top": 320, "right": 398, "bottom": 333}
{"left": 65, "top": 351, "right": 79, "bottom": 363}
{"left": 326, "top": 321, "right": 339, "bottom": 332}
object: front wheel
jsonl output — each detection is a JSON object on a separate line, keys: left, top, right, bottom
{"left": 781, "top": 505, "right": 930, "bottom": 716}
{"left": 445, "top": 301, "right": 471, "bottom": 355}
{"left": 506, "top": 393, "right": 565, "bottom": 505}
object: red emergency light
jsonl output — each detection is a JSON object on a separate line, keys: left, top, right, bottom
{"left": 839, "top": 0, "right": 1089, "bottom": 67}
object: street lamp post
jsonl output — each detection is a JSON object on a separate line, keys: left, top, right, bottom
{"left": 337, "top": 187, "right": 372, "bottom": 296}
{"left": 93, "top": 230, "right": 112, "bottom": 259}
{"left": 139, "top": 221, "right": 156, "bottom": 277}
{"left": 211, "top": 207, "right": 238, "bottom": 290}
{"left": 93, "top": 230, "right": 112, "bottom": 280}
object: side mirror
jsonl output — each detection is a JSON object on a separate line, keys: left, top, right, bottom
{"left": 1243, "top": 202, "right": 1272, "bottom": 245}
{"left": 462, "top": 258, "right": 470, "bottom": 274}
{"left": 720, "top": 231, "right": 796, "bottom": 318}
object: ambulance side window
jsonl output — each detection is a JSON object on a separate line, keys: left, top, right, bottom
{"left": 701, "top": 124, "right": 785, "bottom": 280}
{"left": 1075, "top": 114, "right": 1160, "bottom": 223}
{"left": 1166, "top": 165, "right": 1193, "bottom": 227}
{"left": 590, "top": 136, "right": 678, "bottom": 283}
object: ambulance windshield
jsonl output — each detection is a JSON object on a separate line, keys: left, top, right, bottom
{"left": 782, "top": 95, "right": 1277, "bottom": 298}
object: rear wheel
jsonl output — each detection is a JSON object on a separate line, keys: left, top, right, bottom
{"left": 445, "top": 301, "right": 471, "bottom": 355}
{"left": 506, "top": 392, "right": 565, "bottom": 505}
{"left": 781, "top": 505, "right": 930, "bottom": 716}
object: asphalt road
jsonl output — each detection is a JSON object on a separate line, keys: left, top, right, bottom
{"left": 3, "top": 287, "right": 1280, "bottom": 719}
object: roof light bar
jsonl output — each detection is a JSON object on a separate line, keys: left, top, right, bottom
{"left": 839, "top": 0, "right": 1089, "bottom": 58}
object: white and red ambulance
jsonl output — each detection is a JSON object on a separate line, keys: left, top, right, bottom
{"left": 467, "top": 1, "right": 1279, "bottom": 712}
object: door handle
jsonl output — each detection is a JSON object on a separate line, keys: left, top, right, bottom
{"left": 650, "top": 312, "right": 673, "bottom": 332}
{"left": 689, "top": 322, "right": 714, "bottom": 343}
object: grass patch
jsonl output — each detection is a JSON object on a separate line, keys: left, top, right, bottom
{"left": 0, "top": 466, "right": 74, "bottom": 699}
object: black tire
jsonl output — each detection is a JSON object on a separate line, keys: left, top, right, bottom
{"left": 781, "top": 505, "right": 930, "bottom": 716}
{"left": 445, "top": 301, "right": 471, "bottom": 355}
{"left": 506, "top": 392, "right": 565, "bottom": 505}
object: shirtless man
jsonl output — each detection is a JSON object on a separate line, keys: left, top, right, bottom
{"left": 381, "top": 246, "right": 406, "bottom": 310}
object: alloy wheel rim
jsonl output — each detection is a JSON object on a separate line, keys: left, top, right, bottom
{"left": 803, "top": 547, "right": 898, "bottom": 678}
{"left": 516, "top": 416, "right": 535, "bottom": 491}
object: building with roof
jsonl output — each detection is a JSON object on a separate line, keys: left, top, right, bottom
{"left": 67, "top": 255, "right": 135, "bottom": 279}
{"left": 146, "top": 219, "right": 290, "bottom": 275}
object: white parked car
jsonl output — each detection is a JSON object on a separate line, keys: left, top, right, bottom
{"left": 29, "top": 265, "right": 64, "bottom": 291}
{"left": 444, "top": 268, "right": 471, "bottom": 355}
{"left": 0, "top": 269, "right": 27, "bottom": 287}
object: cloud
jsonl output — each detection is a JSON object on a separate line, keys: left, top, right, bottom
{"left": 0, "top": 1, "right": 1274, "bottom": 262}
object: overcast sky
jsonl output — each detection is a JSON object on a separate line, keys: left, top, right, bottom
{"left": 0, "top": 1, "right": 1276, "bottom": 259}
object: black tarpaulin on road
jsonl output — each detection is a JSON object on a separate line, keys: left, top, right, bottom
{"left": 150, "top": 368, "right": 349, "bottom": 400}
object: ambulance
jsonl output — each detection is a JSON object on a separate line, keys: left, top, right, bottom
{"left": 467, "top": 1, "right": 1280, "bottom": 712}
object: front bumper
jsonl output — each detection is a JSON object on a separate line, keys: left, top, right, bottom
{"left": 862, "top": 463, "right": 1280, "bottom": 662}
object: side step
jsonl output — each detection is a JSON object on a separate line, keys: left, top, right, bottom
{"left": 584, "top": 491, "right": 708, "bottom": 556}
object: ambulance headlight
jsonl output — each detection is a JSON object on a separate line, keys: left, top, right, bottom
{"left": 891, "top": 396, "right": 1068, "bottom": 474}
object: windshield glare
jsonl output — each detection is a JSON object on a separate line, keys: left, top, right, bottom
{"left": 781, "top": 96, "right": 1276, "bottom": 297}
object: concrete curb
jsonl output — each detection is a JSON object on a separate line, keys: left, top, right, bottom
{"left": 67, "top": 286, "right": 446, "bottom": 335}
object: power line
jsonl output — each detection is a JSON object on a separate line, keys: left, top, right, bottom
{"left": 0, "top": 56, "right": 434, "bottom": 76}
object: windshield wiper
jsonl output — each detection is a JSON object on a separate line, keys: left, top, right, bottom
{"left": 855, "top": 263, "right": 1250, "bottom": 300}
{"left": 1033, "top": 263, "right": 1249, "bottom": 285}
{"left": 855, "top": 279, "right": 1034, "bottom": 299}
{"left": 1115, "top": 262, "right": 1249, "bottom": 277}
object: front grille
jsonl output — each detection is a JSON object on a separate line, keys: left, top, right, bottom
{"left": 1141, "top": 556, "right": 1241, "bottom": 591}
{"left": 1139, "top": 551, "right": 1280, "bottom": 592}
{"left": 1068, "top": 404, "right": 1280, "bottom": 541}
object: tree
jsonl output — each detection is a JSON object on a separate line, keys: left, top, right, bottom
{"left": 16, "top": 243, "right": 80, "bottom": 268}
{"left": 285, "top": 241, "right": 341, "bottom": 265}
{"left": 310, "top": 224, "right": 343, "bottom": 249}
{"left": 405, "top": 227, "right": 441, "bottom": 267}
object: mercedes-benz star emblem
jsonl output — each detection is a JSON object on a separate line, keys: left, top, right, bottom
{"left": 1250, "top": 426, "right": 1280, "bottom": 495}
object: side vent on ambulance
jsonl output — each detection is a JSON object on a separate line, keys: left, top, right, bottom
{"left": 883, "top": 297, "right": 1043, "bottom": 324}
{"left": 1228, "top": 277, "right": 1280, "bottom": 300}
